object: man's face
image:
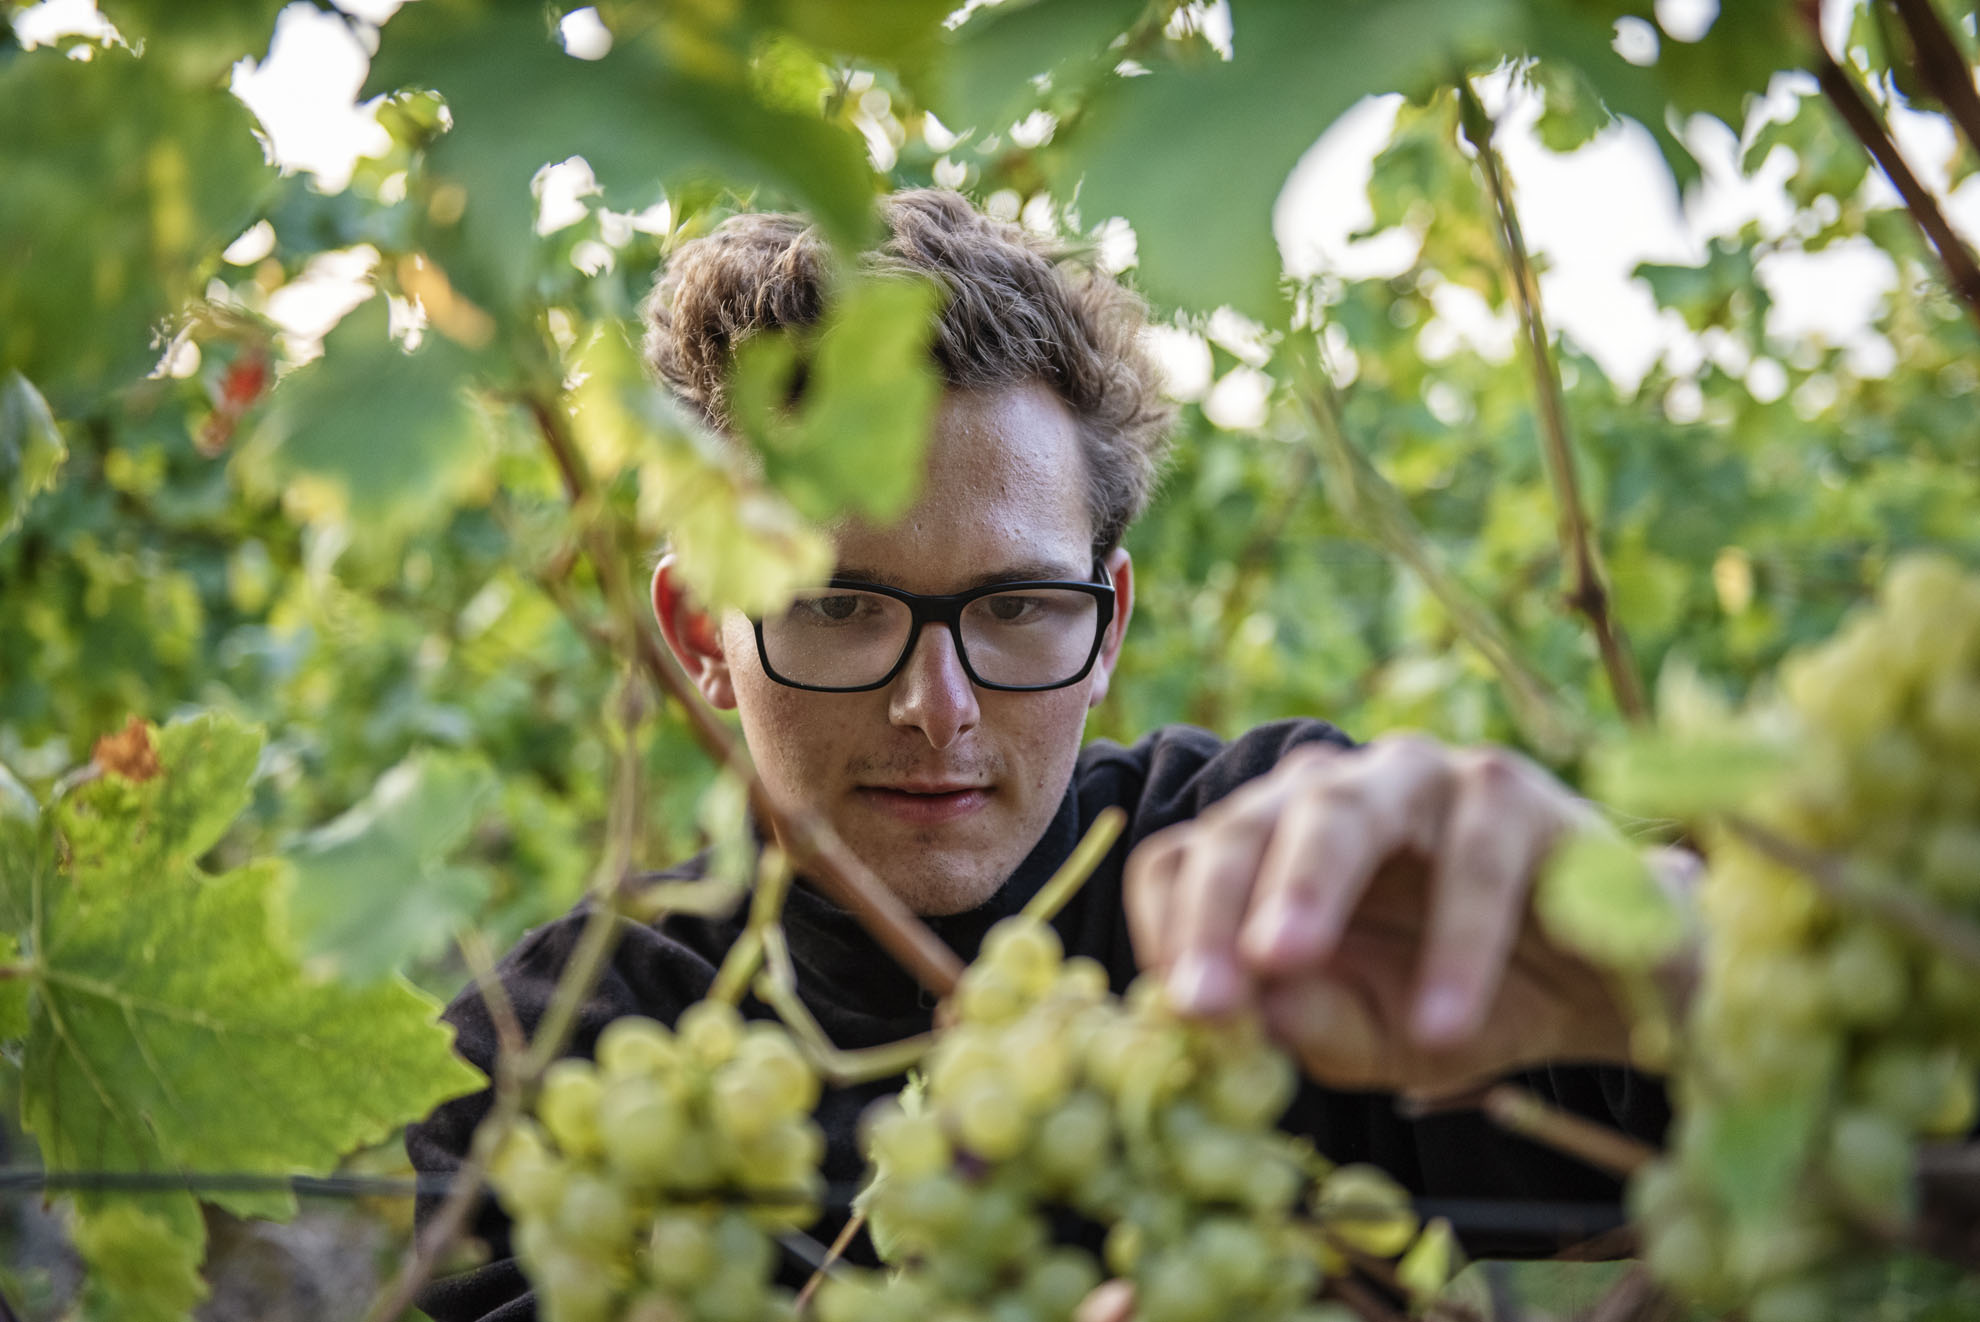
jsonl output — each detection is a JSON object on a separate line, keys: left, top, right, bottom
{"left": 659, "top": 381, "right": 1131, "bottom": 915}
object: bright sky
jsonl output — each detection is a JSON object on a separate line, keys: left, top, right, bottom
{"left": 17, "top": 0, "right": 1980, "bottom": 400}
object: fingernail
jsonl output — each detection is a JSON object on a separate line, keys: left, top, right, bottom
{"left": 1168, "top": 953, "right": 1238, "bottom": 1015}
{"left": 1413, "top": 981, "right": 1472, "bottom": 1043}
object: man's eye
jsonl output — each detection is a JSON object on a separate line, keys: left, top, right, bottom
{"left": 985, "top": 594, "right": 1042, "bottom": 623}
{"left": 797, "top": 595, "right": 865, "bottom": 623}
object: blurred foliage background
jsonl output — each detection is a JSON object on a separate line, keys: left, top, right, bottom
{"left": 2, "top": 0, "right": 1979, "bottom": 1312}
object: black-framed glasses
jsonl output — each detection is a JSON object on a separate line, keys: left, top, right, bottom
{"left": 753, "top": 573, "right": 1117, "bottom": 693}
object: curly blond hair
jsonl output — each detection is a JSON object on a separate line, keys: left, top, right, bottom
{"left": 642, "top": 189, "right": 1173, "bottom": 554}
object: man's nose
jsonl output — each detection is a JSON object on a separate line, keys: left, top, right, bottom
{"left": 888, "top": 622, "right": 980, "bottom": 749}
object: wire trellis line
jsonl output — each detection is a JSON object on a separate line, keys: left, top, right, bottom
{"left": 0, "top": 1168, "right": 1630, "bottom": 1242}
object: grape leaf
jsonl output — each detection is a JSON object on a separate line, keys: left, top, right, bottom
{"left": 1696, "top": 1090, "right": 1822, "bottom": 1229}
{"left": 56, "top": 711, "right": 260, "bottom": 887}
{"left": 1054, "top": 0, "right": 1518, "bottom": 318}
{"left": 0, "top": 932, "right": 28, "bottom": 1041}
{"left": 0, "top": 760, "right": 40, "bottom": 939}
{"left": 70, "top": 1196, "right": 206, "bottom": 1322}
{"left": 771, "top": 0, "right": 955, "bottom": 66}
{"left": 245, "top": 295, "right": 492, "bottom": 534}
{"left": 1537, "top": 829, "right": 1687, "bottom": 971}
{"left": 1589, "top": 729, "right": 1788, "bottom": 821}
{"left": 284, "top": 749, "right": 498, "bottom": 983}
{"left": 95, "top": 0, "right": 290, "bottom": 85}
{"left": 19, "top": 712, "right": 485, "bottom": 1313}
{"left": 0, "top": 370, "right": 66, "bottom": 544}
{"left": 0, "top": 46, "right": 271, "bottom": 411}
{"left": 568, "top": 332, "right": 834, "bottom": 616}
{"left": 935, "top": 0, "right": 1147, "bottom": 137}
{"left": 1529, "top": 59, "right": 1614, "bottom": 154}
{"left": 731, "top": 273, "right": 943, "bottom": 524}
{"left": 362, "top": 0, "right": 876, "bottom": 312}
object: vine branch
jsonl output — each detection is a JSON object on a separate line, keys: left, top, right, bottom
{"left": 1798, "top": 0, "right": 1980, "bottom": 332}
{"left": 1458, "top": 78, "right": 1648, "bottom": 727}
{"left": 1290, "top": 336, "right": 1584, "bottom": 763}
{"left": 1887, "top": 0, "right": 1980, "bottom": 184}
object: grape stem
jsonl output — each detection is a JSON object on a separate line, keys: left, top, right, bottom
{"left": 1290, "top": 333, "right": 1583, "bottom": 763}
{"left": 754, "top": 924, "right": 937, "bottom": 1084}
{"left": 1022, "top": 806, "right": 1127, "bottom": 923}
{"left": 1474, "top": 1084, "right": 1657, "bottom": 1179}
{"left": 1457, "top": 76, "right": 1649, "bottom": 727}
{"left": 791, "top": 1209, "right": 866, "bottom": 1317}
{"left": 1323, "top": 1237, "right": 1488, "bottom": 1322}
{"left": 1724, "top": 815, "right": 1980, "bottom": 972}
{"left": 524, "top": 391, "right": 965, "bottom": 998}
{"left": 1583, "top": 1264, "right": 1681, "bottom": 1322}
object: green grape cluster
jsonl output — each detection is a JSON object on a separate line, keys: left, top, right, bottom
{"left": 1636, "top": 556, "right": 1980, "bottom": 1321}
{"left": 490, "top": 1003, "right": 825, "bottom": 1322}
{"left": 821, "top": 914, "right": 1444, "bottom": 1322}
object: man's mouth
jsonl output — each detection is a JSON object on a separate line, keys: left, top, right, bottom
{"left": 855, "top": 783, "right": 993, "bottom": 824}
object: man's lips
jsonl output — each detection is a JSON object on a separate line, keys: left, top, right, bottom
{"left": 855, "top": 783, "right": 993, "bottom": 824}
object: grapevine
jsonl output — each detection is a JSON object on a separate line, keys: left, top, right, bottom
{"left": 1620, "top": 556, "right": 1980, "bottom": 1320}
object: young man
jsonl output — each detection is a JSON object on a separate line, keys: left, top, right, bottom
{"left": 409, "top": 189, "right": 1666, "bottom": 1322}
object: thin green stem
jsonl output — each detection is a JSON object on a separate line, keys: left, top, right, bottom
{"left": 1023, "top": 806, "right": 1126, "bottom": 923}
{"left": 1290, "top": 335, "right": 1583, "bottom": 763}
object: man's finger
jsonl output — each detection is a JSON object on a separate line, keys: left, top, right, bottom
{"left": 1411, "top": 751, "right": 1557, "bottom": 1045}
{"left": 1123, "top": 825, "right": 1187, "bottom": 972}
{"left": 1236, "top": 736, "right": 1449, "bottom": 974}
{"left": 1258, "top": 973, "right": 1384, "bottom": 1090}
{"left": 1163, "top": 791, "right": 1284, "bottom": 1015}
{"left": 1075, "top": 1279, "right": 1135, "bottom": 1322}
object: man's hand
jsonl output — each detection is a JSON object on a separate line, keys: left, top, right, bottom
{"left": 1123, "top": 735, "right": 1634, "bottom": 1094}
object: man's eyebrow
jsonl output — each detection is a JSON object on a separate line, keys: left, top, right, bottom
{"left": 833, "top": 559, "right": 1088, "bottom": 588}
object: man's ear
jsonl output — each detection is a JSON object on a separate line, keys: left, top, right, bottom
{"left": 652, "top": 554, "right": 738, "bottom": 710}
{"left": 1086, "top": 546, "right": 1134, "bottom": 710}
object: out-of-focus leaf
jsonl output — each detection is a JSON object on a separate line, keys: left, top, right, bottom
{"left": 570, "top": 331, "right": 835, "bottom": 616}
{"left": 70, "top": 1197, "right": 207, "bottom": 1322}
{"left": 732, "top": 273, "right": 943, "bottom": 523}
{"left": 1056, "top": 0, "right": 1518, "bottom": 318}
{"left": 284, "top": 750, "right": 498, "bottom": 983}
{"left": 770, "top": 0, "right": 955, "bottom": 66}
{"left": 96, "top": 0, "right": 290, "bottom": 84}
{"left": 363, "top": 0, "right": 876, "bottom": 311}
{"left": 1518, "top": 0, "right": 1703, "bottom": 194}
{"left": 1697, "top": 1090, "right": 1822, "bottom": 1228}
{"left": 1530, "top": 58, "right": 1613, "bottom": 153}
{"left": 1635, "top": 241, "right": 1764, "bottom": 333}
{"left": 0, "top": 931, "right": 28, "bottom": 1040}
{"left": 0, "top": 48, "right": 270, "bottom": 410}
{"left": 0, "top": 370, "right": 65, "bottom": 543}
{"left": 246, "top": 296, "right": 491, "bottom": 533}
{"left": 0, "top": 762, "right": 40, "bottom": 938}
{"left": 1590, "top": 729, "right": 1790, "bottom": 821}
{"left": 1538, "top": 828, "right": 1688, "bottom": 971}
{"left": 936, "top": 0, "right": 1147, "bottom": 136}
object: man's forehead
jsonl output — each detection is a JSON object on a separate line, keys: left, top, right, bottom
{"left": 831, "top": 556, "right": 1089, "bottom": 589}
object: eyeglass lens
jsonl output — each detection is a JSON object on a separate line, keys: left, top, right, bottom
{"left": 761, "top": 588, "right": 1101, "bottom": 689}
